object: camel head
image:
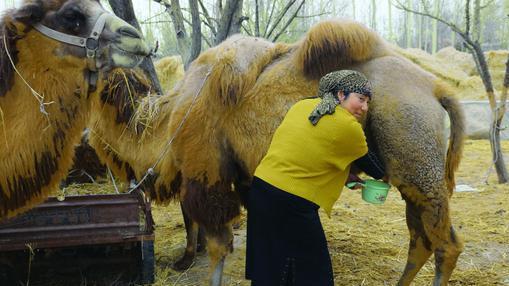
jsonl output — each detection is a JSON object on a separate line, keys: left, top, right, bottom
{"left": 0, "top": 0, "right": 151, "bottom": 219}
{"left": 7, "top": 0, "right": 150, "bottom": 74}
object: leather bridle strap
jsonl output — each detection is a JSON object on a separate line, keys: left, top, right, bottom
{"left": 32, "top": 13, "right": 109, "bottom": 88}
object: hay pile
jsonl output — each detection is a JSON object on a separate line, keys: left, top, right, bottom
{"left": 150, "top": 139, "right": 509, "bottom": 285}
{"left": 434, "top": 47, "right": 477, "bottom": 77}
{"left": 398, "top": 46, "right": 508, "bottom": 100}
{"left": 486, "top": 50, "right": 509, "bottom": 92}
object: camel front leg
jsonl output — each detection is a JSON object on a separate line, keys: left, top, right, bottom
{"left": 398, "top": 197, "right": 433, "bottom": 286}
{"left": 206, "top": 224, "right": 233, "bottom": 286}
{"left": 210, "top": 256, "right": 225, "bottom": 286}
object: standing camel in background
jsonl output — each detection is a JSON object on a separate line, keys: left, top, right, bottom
{"left": 90, "top": 20, "right": 464, "bottom": 285}
{"left": 0, "top": 0, "right": 150, "bottom": 219}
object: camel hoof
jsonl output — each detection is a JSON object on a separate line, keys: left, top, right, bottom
{"left": 172, "top": 255, "right": 194, "bottom": 271}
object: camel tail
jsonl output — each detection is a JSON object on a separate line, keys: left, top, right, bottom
{"left": 435, "top": 81, "right": 465, "bottom": 196}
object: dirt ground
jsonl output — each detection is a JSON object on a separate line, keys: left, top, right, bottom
{"left": 149, "top": 139, "right": 509, "bottom": 286}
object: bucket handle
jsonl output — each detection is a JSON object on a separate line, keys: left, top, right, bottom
{"left": 346, "top": 181, "right": 365, "bottom": 189}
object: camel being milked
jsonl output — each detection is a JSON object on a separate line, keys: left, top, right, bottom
{"left": 90, "top": 19, "right": 465, "bottom": 286}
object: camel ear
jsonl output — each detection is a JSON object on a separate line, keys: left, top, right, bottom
{"left": 13, "top": 2, "right": 45, "bottom": 26}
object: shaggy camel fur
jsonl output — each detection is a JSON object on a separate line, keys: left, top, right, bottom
{"left": 0, "top": 0, "right": 150, "bottom": 219}
{"left": 90, "top": 19, "right": 464, "bottom": 285}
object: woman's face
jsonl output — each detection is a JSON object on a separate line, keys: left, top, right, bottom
{"left": 338, "top": 91, "right": 370, "bottom": 120}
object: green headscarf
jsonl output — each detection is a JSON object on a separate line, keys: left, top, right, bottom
{"left": 308, "top": 70, "right": 372, "bottom": 125}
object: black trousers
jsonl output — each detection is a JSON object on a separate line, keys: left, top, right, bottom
{"left": 245, "top": 177, "right": 334, "bottom": 286}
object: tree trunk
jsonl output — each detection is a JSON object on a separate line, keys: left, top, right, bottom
{"left": 169, "top": 0, "right": 192, "bottom": 64}
{"left": 493, "top": 54, "right": 509, "bottom": 183}
{"left": 473, "top": 0, "right": 481, "bottom": 42}
{"left": 431, "top": 0, "right": 439, "bottom": 54}
{"left": 187, "top": 0, "right": 202, "bottom": 68}
{"left": 215, "top": 0, "right": 244, "bottom": 45}
{"left": 471, "top": 44, "right": 509, "bottom": 183}
{"left": 255, "top": 0, "right": 260, "bottom": 37}
{"left": 228, "top": 0, "right": 245, "bottom": 36}
{"left": 108, "top": 0, "right": 163, "bottom": 94}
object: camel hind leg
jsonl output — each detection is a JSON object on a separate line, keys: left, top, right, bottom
{"left": 421, "top": 198, "right": 463, "bottom": 286}
{"left": 398, "top": 185, "right": 463, "bottom": 286}
{"left": 397, "top": 195, "right": 433, "bottom": 286}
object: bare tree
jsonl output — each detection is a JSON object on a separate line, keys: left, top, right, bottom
{"left": 108, "top": 0, "right": 163, "bottom": 94}
{"left": 245, "top": 0, "right": 306, "bottom": 42}
{"left": 215, "top": 0, "right": 246, "bottom": 44}
{"left": 395, "top": 0, "right": 509, "bottom": 183}
{"left": 152, "top": 0, "right": 247, "bottom": 67}
{"left": 188, "top": 0, "right": 202, "bottom": 65}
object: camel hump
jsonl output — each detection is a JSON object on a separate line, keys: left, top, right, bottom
{"left": 293, "top": 19, "right": 388, "bottom": 79}
{"left": 196, "top": 34, "right": 290, "bottom": 105}
{"left": 434, "top": 81, "right": 465, "bottom": 195}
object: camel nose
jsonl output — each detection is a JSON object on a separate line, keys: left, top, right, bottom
{"left": 118, "top": 26, "right": 141, "bottom": 39}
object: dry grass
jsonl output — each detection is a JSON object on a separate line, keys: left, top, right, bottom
{"left": 61, "top": 140, "right": 509, "bottom": 285}
{"left": 144, "top": 140, "right": 509, "bottom": 285}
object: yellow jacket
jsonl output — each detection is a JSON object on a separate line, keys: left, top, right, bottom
{"left": 254, "top": 98, "right": 368, "bottom": 216}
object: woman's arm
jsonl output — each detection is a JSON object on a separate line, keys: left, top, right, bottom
{"left": 353, "top": 149, "right": 385, "bottom": 180}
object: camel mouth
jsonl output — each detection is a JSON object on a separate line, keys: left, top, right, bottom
{"left": 115, "top": 45, "right": 151, "bottom": 57}
{"left": 105, "top": 43, "right": 149, "bottom": 70}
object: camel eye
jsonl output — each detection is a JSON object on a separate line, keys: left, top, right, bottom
{"left": 59, "top": 7, "right": 85, "bottom": 32}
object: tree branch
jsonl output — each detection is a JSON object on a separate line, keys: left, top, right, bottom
{"left": 198, "top": 0, "right": 217, "bottom": 35}
{"left": 266, "top": 0, "right": 297, "bottom": 39}
{"left": 181, "top": 16, "right": 212, "bottom": 47}
{"left": 272, "top": 0, "right": 305, "bottom": 42}
{"left": 263, "top": 0, "right": 278, "bottom": 38}
{"left": 394, "top": 0, "right": 464, "bottom": 39}
{"left": 242, "top": 23, "right": 253, "bottom": 36}
{"left": 480, "top": 0, "right": 495, "bottom": 9}
{"left": 153, "top": 0, "right": 192, "bottom": 67}
{"left": 214, "top": 0, "right": 243, "bottom": 45}
{"left": 295, "top": 12, "right": 330, "bottom": 18}
{"left": 188, "top": 0, "right": 202, "bottom": 68}
{"left": 255, "top": 0, "right": 260, "bottom": 37}
{"left": 465, "top": 0, "right": 471, "bottom": 38}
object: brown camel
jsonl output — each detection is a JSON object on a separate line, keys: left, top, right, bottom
{"left": 0, "top": 0, "right": 150, "bottom": 219}
{"left": 90, "top": 19, "right": 464, "bottom": 285}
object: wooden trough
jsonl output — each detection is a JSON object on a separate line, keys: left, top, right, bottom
{"left": 0, "top": 190, "right": 155, "bottom": 285}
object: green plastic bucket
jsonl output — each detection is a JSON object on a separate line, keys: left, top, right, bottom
{"left": 347, "top": 179, "right": 391, "bottom": 204}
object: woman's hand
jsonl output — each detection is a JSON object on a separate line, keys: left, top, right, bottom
{"left": 346, "top": 173, "right": 363, "bottom": 189}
